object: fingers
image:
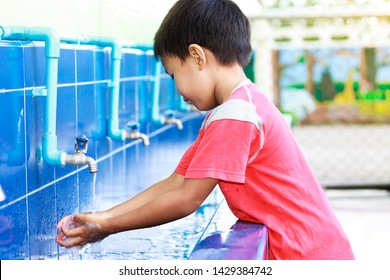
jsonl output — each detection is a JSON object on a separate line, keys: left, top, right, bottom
{"left": 56, "top": 230, "right": 66, "bottom": 240}
{"left": 56, "top": 234, "right": 85, "bottom": 248}
{"left": 56, "top": 224, "right": 87, "bottom": 248}
{"left": 62, "top": 224, "right": 85, "bottom": 238}
{"left": 56, "top": 215, "right": 74, "bottom": 230}
{"left": 56, "top": 214, "right": 84, "bottom": 248}
{"left": 72, "top": 213, "right": 87, "bottom": 225}
{"left": 56, "top": 214, "right": 94, "bottom": 247}
{"left": 56, "top": 212, "right": 105, "bottom": 248}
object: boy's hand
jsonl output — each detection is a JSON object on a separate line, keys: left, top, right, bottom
{"left": 56, "top": 212, "right": 109, "bottom": 248}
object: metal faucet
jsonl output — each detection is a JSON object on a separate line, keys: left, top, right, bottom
{"left": 62, "top": 135, "right": 98, "bottom": 173}
{"left": 123, "top": 121, "right": 150, "bottom": 146}
{"left": 162, "top": 110, "right": 183, "bottom": 130}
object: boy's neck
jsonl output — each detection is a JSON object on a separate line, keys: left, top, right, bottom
{"left": 214, "top": 64, "right": 248, "bottom": 105}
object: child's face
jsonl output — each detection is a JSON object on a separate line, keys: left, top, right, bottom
{"left": 162, "top": 55, "right": 218, "bottom": 111}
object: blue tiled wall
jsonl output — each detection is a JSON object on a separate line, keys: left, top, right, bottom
{"left": 0, "top": 40, "right": 203, "bottom": 259}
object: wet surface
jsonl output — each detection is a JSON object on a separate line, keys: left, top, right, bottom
{"left": 58, "top": 190, "right": 223, "bottom": 260}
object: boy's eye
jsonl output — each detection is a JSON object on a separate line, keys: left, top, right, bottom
{"left": 164, "top": 69, "right": 174, "bottom": 80}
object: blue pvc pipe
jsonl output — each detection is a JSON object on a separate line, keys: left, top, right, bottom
{"left": 131, "top": 45, "right": 188, "bottom": 123}
{"left": 151, "top": 59, "right": 163, "bottom": 124}
{"left": 0, "top": 26, "right": 65, "bottom": 166}
{"left": 150, "top": 58, "right": 188, "bottom": 123}
{"left": 108, "top": 56, "right": 122, "bottom": 140}
{"left": 61, "top": 36, "right": 123, "bottom": 141}
{"left": 127, "top": 43, "right": 153, "bottom": 51}
{"left": 127, "top": 44, "right": 165, "bottom": 124}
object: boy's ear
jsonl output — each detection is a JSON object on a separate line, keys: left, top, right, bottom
{"left": 188, "top": 44, "right": 206, "bottom": 70}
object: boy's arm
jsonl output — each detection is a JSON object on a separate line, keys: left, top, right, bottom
{"left": 105, "top": 171, "right": 186, "bottom": 216}
{"left": 56, "top": 175, "right": 218, "bottom": 248}
{"left": 105, "top": 177, "right": 218, "bottom": 232}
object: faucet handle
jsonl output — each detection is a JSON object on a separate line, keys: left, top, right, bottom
{"left": 75, "top": 135, "right": 89, "bottom": 154}
{"left": 126, "top": 121, "right": 140, "bottom": 131}
{"left": 164, "top": 109, "right": 175, "bottom": 119}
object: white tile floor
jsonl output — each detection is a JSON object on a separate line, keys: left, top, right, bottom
{"left": 293, "top": 124, "right": 390, "bottom": 264}
{"left": 326, "top": 188, "right": 390, "bottom": 261}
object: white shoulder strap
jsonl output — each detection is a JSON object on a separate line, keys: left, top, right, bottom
{"left": 202, "top": 95, "right": 264, "bottom": 163}
{"left": 203, "top": 99, "right": 260, "bottom": 130}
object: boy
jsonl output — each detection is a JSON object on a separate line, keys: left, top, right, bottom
{"left": 56, "top": 0, "right": 355, "bottom": 260}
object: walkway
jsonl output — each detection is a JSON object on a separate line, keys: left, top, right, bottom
{"left": 293, "top": 124, "right": 390, "bottom": 261}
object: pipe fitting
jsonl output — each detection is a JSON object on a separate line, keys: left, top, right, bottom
{"left": 61, "top": 36, "right": 124, "bottom": 141}
{"left": 0, "top": 26, "right": 63, "bottom": 167}
{"left": 0, "top": 26, "right": 60, "bottom": 57}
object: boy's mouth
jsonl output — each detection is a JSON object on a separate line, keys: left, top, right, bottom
{"left": 183, "top": 97, "right": 192, "bottom": 105}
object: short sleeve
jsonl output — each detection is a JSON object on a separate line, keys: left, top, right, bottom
{"left": 175, "top": 134, "right": 202, "bottom": 176}
{"left": 183, "top": 118, "right": 260, "bottom": 183}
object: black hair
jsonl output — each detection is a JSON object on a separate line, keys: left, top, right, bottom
{"left": 154, "top": 0, "right": 252, "bottom": 67}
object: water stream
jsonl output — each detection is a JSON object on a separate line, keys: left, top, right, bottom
{"left": 66, "top": 172, "right": 98, "bottom": 260}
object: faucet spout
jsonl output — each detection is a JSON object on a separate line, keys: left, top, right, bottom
{"left": 123, "top": 131, "right": 150, "bottom": 146}
{"left": 162, "top": 110, "right": 183, "bottom": 130}
{"left": 163, "top": 117, "right": 183, "bottom": 130}
{"left": 61, "top": 135, "right": 98, "bottom": 173}
{"left": 123, "top": 121, "right": 150, "bottom": 146}
{"left": 62, "top": 153, "right": 98, "bottom": 173}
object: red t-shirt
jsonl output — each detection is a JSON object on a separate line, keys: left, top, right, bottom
{"left": 176, "top": 80, "right": 354, "bottom": 260}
